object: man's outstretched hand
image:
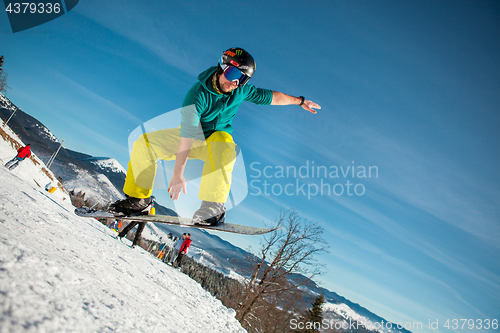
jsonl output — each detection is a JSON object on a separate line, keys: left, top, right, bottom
{"left": 302, "top": 100, "right": 321, "bottom": 114}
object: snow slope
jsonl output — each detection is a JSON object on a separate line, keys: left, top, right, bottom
{"left": 90, "top": 157, "right": 127, "bottom": 175}
{"left": 0, "top": 146, "right": 245, "bottom": 332}
{"left": 323, "top": 302, "right": 380, "bottom": 332}
{"left": 0, "top": 123, "right": 69, "bottom": 202}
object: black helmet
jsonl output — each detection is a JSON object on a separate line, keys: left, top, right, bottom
{"left": 217, "top": 47, "right": 255, "bottom": 86}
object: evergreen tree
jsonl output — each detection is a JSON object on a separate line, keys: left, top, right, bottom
{"left": 304, "top": 294, "right": 325, "bottom": 332}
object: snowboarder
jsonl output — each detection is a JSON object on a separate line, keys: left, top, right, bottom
{"left": 175, "top": 233, "right": 192, "bottom": 269}
{"left": 5, "top": 144, "right": 31, "bottom": 170}
{"left": 108, "top": 47, "right": 321, "bottom": 225}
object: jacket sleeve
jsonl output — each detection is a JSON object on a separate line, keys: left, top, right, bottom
{"left": 243, "top": 84, "right": 274, "bottom": 105}
{"left": 181, "top": 84, "right": 206, "bottom": 140}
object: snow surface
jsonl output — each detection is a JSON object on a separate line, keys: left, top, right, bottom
{"left": 0, "top": 123, "right": 69, "bottom": 202}
{"left": 0, "top": 93, "right": 17, "bottom": 112}
{"left": 0, "top": 131, "right": 245, "bottom": 332}
{"left": 35, "top": 123, "right": 59, "bottom": 143}
{"left": 91, "top": 158, "right": 127, "bottom": 175}
{"left": 63, "top": 163, "right": 125, "bottom": 203}
{"left": 323, "top": 302, "right": 377, "bottom": 331}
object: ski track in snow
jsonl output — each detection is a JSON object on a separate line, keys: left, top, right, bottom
{"left": 0, "top": 158, "right": 245, "bottom": 332}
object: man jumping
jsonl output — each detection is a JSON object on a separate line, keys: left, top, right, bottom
{"left": 109, "top": 47, "right": 321, "bottom": 225}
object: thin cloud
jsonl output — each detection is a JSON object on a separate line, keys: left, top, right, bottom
{"left": 57, "top": 116, "right": 129, "bottom": 154}
{"left": 355, "top": 125, "right": 500, "bottom": 248}
{"left": 51, "top": 71, "right": 143, "bottom": 124}
{"left": 335, "top": 193, "right": 500, "bottom": 302}
{"left": 77, "top": 0, "right": 207, "bottom": 78}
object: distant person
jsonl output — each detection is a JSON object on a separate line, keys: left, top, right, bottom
{"left": 169, "top": 233, "right": 186, "bottom": 265}
{"left": 165, "top": 233, "right": 174, "bottom": 252}
{"left": 175, "top": 233, "right": 192, "bottom": 269}
{"left": 162, "top": 234, "right": 173, "bottom": 262}
{"left": 148, "top": 237, "right": 162, "bottom": 253}
{"left": 5, "top": 144, "right": 31, "bottom": 170}
{"left": 116, "top": 199, "right": 155, "bottom": 248}
{"left": 163, "top": 233, "right": 177, "bottom": 263}
{"left": 116, "top": 221, "right": 146, "bottom": 249}
{"left": 107, "top": 220, "right": 117, "bottom": 229}
{"left": 157, "top": 241, "right": 167, "bottom": 259}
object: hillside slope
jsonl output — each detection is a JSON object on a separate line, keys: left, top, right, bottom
{"left": 0, "top": 143, "right": 245, "bottom": 332}
{"left": 0, "top": 93, "right": 125, "bottom": 203}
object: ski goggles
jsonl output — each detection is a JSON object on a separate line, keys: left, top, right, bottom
{"left": 222, "top": 65, "right": 251, "bottom": 87}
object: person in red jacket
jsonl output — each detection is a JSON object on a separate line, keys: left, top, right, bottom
{"left": 175, "top": 233, "right": 192, "bottom": 269}
{"left": 5, "top": 144, "right": 31, "bottom": 171}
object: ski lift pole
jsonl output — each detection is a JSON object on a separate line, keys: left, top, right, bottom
{"left": 4, "top": 107, "right": 18, "bottom": 126}
{"left": 90, "top": 200, "right": 101, "bottom": 209}
{"left": 47, "top": 140, "right": 64, "bottom": 168}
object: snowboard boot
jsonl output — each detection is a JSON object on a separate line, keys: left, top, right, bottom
{"left": 108, "top": 195, "right": 153, "bottom": 217}
{"left": 191, "top": 201, "right": 226, "bottom": 226}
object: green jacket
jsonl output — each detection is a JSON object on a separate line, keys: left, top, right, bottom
{"left": 181, "top": 66, "right": 273, "bottom": 139}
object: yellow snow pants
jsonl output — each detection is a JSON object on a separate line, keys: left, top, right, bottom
{"left": 123, "top": 127, "right": 236, "bottom": 203}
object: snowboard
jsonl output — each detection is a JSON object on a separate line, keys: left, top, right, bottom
{"left": 74, "top": 207, "right": 280, "bottom": 235}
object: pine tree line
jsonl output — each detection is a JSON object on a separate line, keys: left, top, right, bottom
{"left": 181, "top": 256, "right": 244, "bottom": 302}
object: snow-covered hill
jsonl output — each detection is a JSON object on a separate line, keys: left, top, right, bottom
{"left": 0, "top": 93, "right": 126, "bottom": 204}
{"left": 0, "top": 121, "right": 69, "bottom": 202}
{"left": 63, "top": 161, "right": 125, "bottom": 203}
{"left": 0, "top": 130, "right": 245, "bottom": 333}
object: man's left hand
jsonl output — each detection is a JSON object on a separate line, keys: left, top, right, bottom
{"left": 302, "top": 100, "right": 321, "bottom": 114}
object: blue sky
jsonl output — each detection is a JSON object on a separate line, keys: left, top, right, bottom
{"left": 2, "top": 0, "right": 499, "bottom": 331}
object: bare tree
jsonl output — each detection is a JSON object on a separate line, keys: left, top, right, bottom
{"left": 0, "top": 56, "right": 10, "bottom": 94}
{"left": 236, "top": 210, "right": 329, "bottom": 329}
